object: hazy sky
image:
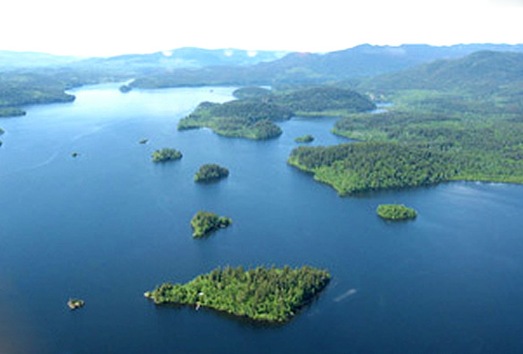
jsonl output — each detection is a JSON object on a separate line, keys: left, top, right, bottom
{"left": 1, "top": 0, "right": 522, "bottom": 57}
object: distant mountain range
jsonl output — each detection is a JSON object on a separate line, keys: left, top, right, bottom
{"left": 3, "top": 44, "right": 523, "bottom": 81}
{"left": 126, "top": 43, "right": 523, "bottom": 88}
{"left": 0, "top": 47, "right": 289, "bottom": 72}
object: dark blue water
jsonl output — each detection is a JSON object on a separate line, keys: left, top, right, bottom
{"left": 1, "top": 84, "right": 523, "bottom": 353}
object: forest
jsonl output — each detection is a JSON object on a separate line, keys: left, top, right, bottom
{"left": 178, "top": 100, "right": 292, "bottom": 140}
{"left": 145, "top": 265, "right": 331, "bottom": 322}
{"left": 191, "top": 211, "right": 232, "bottom": 238}
{"left": 289, "top": 51, "right": 523, "bottom": 195}
{"left": 376, "top": 204, "right": 417, "bottom": 221}
{"left": 178, "top": 86, "right": 375, "bottom": 140}
{"left": 194, "top": 163, "right": 230, "bottom": 183}
{"left": 151, "top": 148, "right": 183, "bottom": 163}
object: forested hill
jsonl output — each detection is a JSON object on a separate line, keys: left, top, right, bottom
{"left": 288, "top": 51, "right": 523, "bottom": 195}
{"left": 362, "top": 51, "right": 523, "bottom": 94}
{"left": 130, "top": 44, "right": 523, "bottom": 89}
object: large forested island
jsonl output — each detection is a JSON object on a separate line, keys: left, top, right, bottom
{"left": 178, "top": 86, "right": 375, "bottom": 140}
{"left": 194, "top": 163, "right": 229, "bottom": 183}
{"left": 191, "top": 211, "right": 232, "bottom": 238}
{"left": 144, "top": 265, "right": 331, "bottom": 323}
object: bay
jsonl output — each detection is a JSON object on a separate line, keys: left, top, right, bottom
{"left": 1, "top": 84, "right": 523, "bottom": 353}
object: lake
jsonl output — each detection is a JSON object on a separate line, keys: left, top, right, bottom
{"left": 1, "top": 84, "right": 523, "bottom": 353}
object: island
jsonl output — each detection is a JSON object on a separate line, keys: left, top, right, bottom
{"left": 177, "top": 86, "right": 376, "bottom": 140}
{"left": 67, "top": 298, "right": 85, "bottom": 310}
{"left": 190, "top": 211, "right": 232, "bottom": 238}
{"left": 151, "top": 148, "right": 183, "bottom": 163}
{"left": 194, "top": 163, "right": 229, "bottom": 183}
{"left": 144, "top": 265, "right": 331, "bottom": 323}
{"left": 377, "top": 204, "right": 417, "bottom": 221}
{"left": 178, "top": 100, "right": 291, "bottom": 140}
{"left": 71, "top": 152, "right": 79, "bottom": 158}
{"left": 294, "top": 134, "right": 314, "bottom": 143}
{"left": 139, "top": 138, "right": 148, "bottom": 144}
{"left": 119, "top": 85, "right": 132, "bottom": 93}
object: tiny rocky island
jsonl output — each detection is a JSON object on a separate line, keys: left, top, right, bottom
{"left": 151, "top": 148, "right": 183, "bottom": 163}
{"left": 144, "top": 265, "right": 331, "bottom": 323}
{"left": 377, "top": 204, "right": 417, "bottom": 221}
{"left": 194, "top": 163, "right": 229, "bottom": 183}
{"left": 191, "top": 211, "right": 232, "bottom": 238}
{"left": 67, "top": 298, "right": 85, "bottom": 310}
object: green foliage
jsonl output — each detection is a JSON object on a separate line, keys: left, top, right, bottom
{"left": 294, "top": 135, "right": 314, "bottom": 143}
{"left": 151, "top": 148, "right": 183, "bottom": 163}
{"left": 178, "top": 100, "right": 291, "bottom": 140}
{"left": 0, "top": 107, "right": 26, "bottom": 117}
{"left": 194, "top": 163, "right": 229, "bottom": 183}
{"left": 190, "top": 211, "right": 232, "bottom": 238}
{"left": 146, "top": 265, "right": 331, "bottom": 323}
{"left": 274, "top": 86, "right": 376, "bottom": 115}
{"left": 377, "top": 204, "right": 417, "bottom": 220}
{"left": 289, "top": 52, "right": 523, "bottom": 195}
{"left": 289, "top": 142, "right": 456, "bottom": 195}
{"left": 0, "top": 72, "right": 76, "bottom": 115}
{"left": 179, "top": 86, "right": 374, "bottom": 140}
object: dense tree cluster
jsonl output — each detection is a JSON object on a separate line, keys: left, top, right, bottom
{"left": 151, "top": 148, "right": 183, "bottom": 163}
{"left": 190, "top": 211, "right": 232, "bottom": 238}
{"left": 0, "top": 72, "right": 76, "bottom": 117}
{"left": 178, "top": 100, "right": 291, "bottom": 140}
{"left": 289, "top": 142, "right": 456, "bottom": 195}
{"left": 274, "top": 86, "right": 376, "bottom": 114}
{"left": 289, "top": 52, "right": 523, "bottom": 195}
{"left": 194, "top": 163, "right": 229, "bottom": 183}
{"left": 146, "top": 265, "right": 331, "bottom": 322}
{"left": 377, "top": 204, "right": 417, "bottom": 220}
{"left": 294, "top": 135, "right": 314, "bottom": 143}
{"left": 179, "top": 86, "right": 375, "bottom": 140}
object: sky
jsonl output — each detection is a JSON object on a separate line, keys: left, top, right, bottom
{"left": 0, "top": 0, "right": 522, "bottom": 57}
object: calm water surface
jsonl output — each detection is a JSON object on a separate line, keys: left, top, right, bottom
{"left": 1, "top": 84, "right": 523, "bottom": 353}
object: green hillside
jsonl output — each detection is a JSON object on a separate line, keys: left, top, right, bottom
{"left": 290, "top": 51, "right": 523, "bottom": 195}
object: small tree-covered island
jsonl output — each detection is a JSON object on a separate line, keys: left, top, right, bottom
{"left": 377, "top": 204, "right": 417, "bottom": 221}
{"left": 144, "top": 265, "right": 331, "bottom": 323}
{"left": 151, "top": 148, "right": 182, "bottom": 163}
{"left": 295, "top": 134, "right": 314, "bottom": 143}
{"left": 191, "top": 211, "right": 232, "bottom": 238}
{"left": 194, "top": 163, "right": 229, "bottom": 183}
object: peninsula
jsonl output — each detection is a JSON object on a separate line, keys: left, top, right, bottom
{"left": 144, "top": 265, "right": 331, "bottom": 323}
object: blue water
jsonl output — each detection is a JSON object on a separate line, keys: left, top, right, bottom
{"left": 1, "top": 84, "right": 523, "bottom": 353}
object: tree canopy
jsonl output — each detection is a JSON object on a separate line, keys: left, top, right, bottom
{"left": 145, "top": 265, "right": 331, "bottom": 323}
